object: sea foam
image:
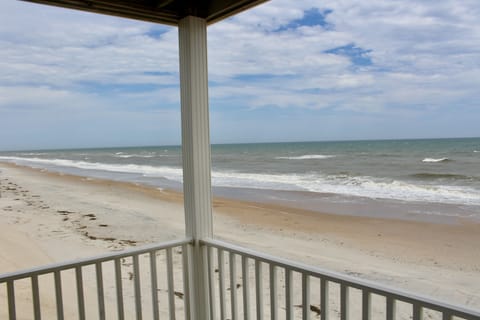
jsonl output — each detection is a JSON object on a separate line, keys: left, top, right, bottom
{"left": 114, "top": 154, "right": 156, "bottom": 158}
{"left": 276, "top": 154, "right": 335, "bottom": 160}
{"left": 0, "top": 156, "right": 183, "bottom": 181}
{"left": 211, "top": 170, "right": 480, "bottom": 205}
{"left": 422, "top": 158, "right": 449, "bottom": 163}
{"left": 2, "top": 155, "right": 480, "bottom": 206}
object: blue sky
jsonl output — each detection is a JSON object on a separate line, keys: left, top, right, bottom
{"left": 1, "top": 0, "right": 479, "bottom": 150}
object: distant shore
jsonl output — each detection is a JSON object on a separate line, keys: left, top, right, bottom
{"left": 1, "top": 161, "right": 479, "bottom": 316}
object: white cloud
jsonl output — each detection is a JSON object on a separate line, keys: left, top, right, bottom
{"left": 0, "top": 0, "right": 479, "bottom": 148}
{"left": 207, "top": 0, "right": 480, "bottom": 114}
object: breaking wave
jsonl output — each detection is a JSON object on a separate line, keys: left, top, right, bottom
{"left": 0, "top": 156, "right": 184, "bottom": 181}
{"left": 409, "top": 173, "right": 474, "bottom": 181}
{"left": 1, "top": 155, "right": 479, "bottom": 206}
{"left": 422, "top": 158, "right": 450, "bottom": 163}
{"left": 276, "top": 154, "right": 335, "bottom": 160}
{"left": 114, "top": 154, "right": 156, "bottom": 158}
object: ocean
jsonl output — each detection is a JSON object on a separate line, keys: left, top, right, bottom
{"left": 1, "top": 137, "right": 479, "bottom": 222}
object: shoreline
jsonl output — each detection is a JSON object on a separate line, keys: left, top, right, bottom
{"left": 1, "top": 159, "right": 478, "bottom": 225}
{"left": 1, "top": 161, "right": 479, "bottom": 311}
{"left": 212, "top": 185, "right": 479, "bottom": 224}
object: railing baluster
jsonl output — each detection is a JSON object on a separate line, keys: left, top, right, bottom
{"left": 96, "top": 262, "right": 106, "bottom": 320}
{"left": 2, "top": 238, "right": 480, "bottom": 320}
{"left": 386, "top": 295, "right": 395, "bottom": 320}
{"left": 75, "top": 266, "right": 86, "bottom": 320}
{"left": 412, "top": 303, "right": 422, "bottom": 320}
{"left": 54, "top": 270, "right": 64, "bottom": 320}
{"left": 207, "top": 246, "right": 217, "bottom": 320}
{"left": 242, "top": 255, "right": 251, "bottom": 320}
{"left": 303, "top": 274, "right": 311, "bottom": 320}
{"left": 320, "top": 278, "right": 329, "bottom": 320}
{"left": 133, "top": 254, "right": 142, "bottom": 320}
{"left": 362, "top": 290, "right": 371, "bottom": 320}
{"left": 341, "top": 283, "right": 348, "bottom": 320}
{"left": 442, "top": 311, "right": 452, "bottom": 320}
{"left": 150, "top": 251, "right": 159, "bottom": 320}
{"left": 285, "top": 269, "right": 293, "bottom": 320}
{"left": 114, "top": 258, "right": 125, "bottom": 320}
{"left": 7, "top": 280, "right": 16, "bottom": 320}
{"left": 0, "top": 239, "right": 193, "bottom": 320}
{"left": 255, "top": 260, "right": 263, "bottom": 320}
{"left": 269, "top": 264, "right": 277, "bottom": 320}
{"left": 182, "top": 243, "right": 191, "bottom": 320}
{"left": 230, "top": 252, "right": 238, "bottom": 320}
{"left": 31, "top": 275, "right": 41, "bottom": 320}
{"left": 166, "top": 247, "right": 176, "bottom": 320}
{"left": 218, "top": 248, "right": 226, "bottom": 320}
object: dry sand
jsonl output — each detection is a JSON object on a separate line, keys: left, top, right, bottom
{"left": 0, "top": 162, "right": 479, "bottom": 318}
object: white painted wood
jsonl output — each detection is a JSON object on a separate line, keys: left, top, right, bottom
{"left": 207, "top": 246, "right": 217, "bottom": 320}
{"left": 54, "top": 270, "right": 64, "bottom": 320}
{"left": 303, "top": 274, "right": 311, "bottom": 320}
{"left": 285, "top": 269, "right": 294, "bottom": 320}
{"left": 31, "top": 275, "right": 42, "bottom": 320}
{"left": 386, "top": 295, "right": 395, "bottom": 320}
{"left": 218, "top": 249, "right": 226, "bottom": 320}
{"left": 166, "top": 248, "right": 176, "bottom": 320}
{"left": 182, "top": 244, "right": 192, "bottom": 320}
{"left": 178, "top": 15, "right": 212, "bottom": 320}
{"left": 320, "top": 279, "right": 328, "bottom": 320}
{"left": 149, "top": 251, "right": 159, "bottom": 320}
{"left": 230, "top": 253, "right": 238, "bottom": 320}
{"left": 178, "top": 15, "right": 213, "bottom": 240}
{"left": 7, "top": 280, "right": 15, "bottom": 320}
{"left": 96, "top": 262, "right": 106, "bottom": 320}
{"left": 2, "top": 238, "right": 480, "bottom": 320}
{"left": 114, "top": 259, "right": 125, "bottom": 320}
{"left": 133, "top": 255, "right": 142, "bottom": 320}
{"left": 362, "top": 290, "right": 371, "bottom": 320}
{"left": 242, "top": 256, "right": 251, "bottom": 320}
{"left": 203, "top": 238, "right": 480, "bottom": 320}
{"left": 340, "top": 283, "right": 348, "bottom": 320}
{"left": 413, "top": 303, "right": 422, "bottom": 320}
{"left": 255, "top": 260, "right": 263, "bottom": 320}
{"left": 270, "top": 265, "right": 278, "bottom": 320}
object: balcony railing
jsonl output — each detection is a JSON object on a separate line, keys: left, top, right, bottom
{"left": 1, "top": 238, "right": 479, "bottom": 320}
{"left": 0, "top": 238, "right": 192, "bottom": 320}
{"left": 203, "top": 239, "right": 480, "bottom": 320}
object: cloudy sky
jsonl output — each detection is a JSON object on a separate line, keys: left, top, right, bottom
{"left": 1, "top": 0, "right": 479, "bottom": 150}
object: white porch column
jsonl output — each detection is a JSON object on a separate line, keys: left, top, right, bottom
{"left": 178, "top": 15, "right": 212, "bottom": 320}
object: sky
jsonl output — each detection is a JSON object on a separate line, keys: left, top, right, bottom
{"left": 0, "top": 0, "right": 479, "bottom": 150}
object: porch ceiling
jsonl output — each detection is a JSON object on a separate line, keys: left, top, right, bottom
{"left": 20, "top": 0, "right": 269, "bottom": 25}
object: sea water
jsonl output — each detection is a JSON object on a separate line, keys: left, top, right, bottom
{"left": 1, "top": 138, "right": 479, "bottom": 222}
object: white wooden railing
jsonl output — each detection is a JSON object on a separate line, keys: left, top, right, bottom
{"left": 1, "top": 238, "right": 480, "bottom": 320}
{"left": 0, "top": 239, "right": 192, "bottom": 320}
{"left": 202, "top": 239, "right": 480, "bottom": 320}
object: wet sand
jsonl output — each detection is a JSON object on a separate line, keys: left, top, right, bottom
{"left": 1, "top": 162, "right": 479, "bottom": 318}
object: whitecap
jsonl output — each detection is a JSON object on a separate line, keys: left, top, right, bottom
{"left": 0, "top": 156, "right": 184, "bottom": 181}
{"left": 2, "top": 155, "right": 480, "bottom": 206}
{"left": 422, "top": 158, "right": 449, "bottom": 163}
{"left": 114, "top": 154, "right": 155, "bottom": 158}
{"left": 276, "top": 154, "right": 335, "bottom": 160}
{"left": 210, "top": 170, "right": 480, "bottom": 206}
{"left": 20, "top": 152, "right": 46, "bottom": 156}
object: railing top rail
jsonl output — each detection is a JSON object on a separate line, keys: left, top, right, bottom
{"left": 0, "top": 237, "right": 193, "bottom": 283}
{"left": 202, "top": 238, "right": 480, "bottom": 319}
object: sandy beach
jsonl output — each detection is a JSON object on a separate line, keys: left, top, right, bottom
{"left": 1, "top": 161, "right": 479, "bottom": 318}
